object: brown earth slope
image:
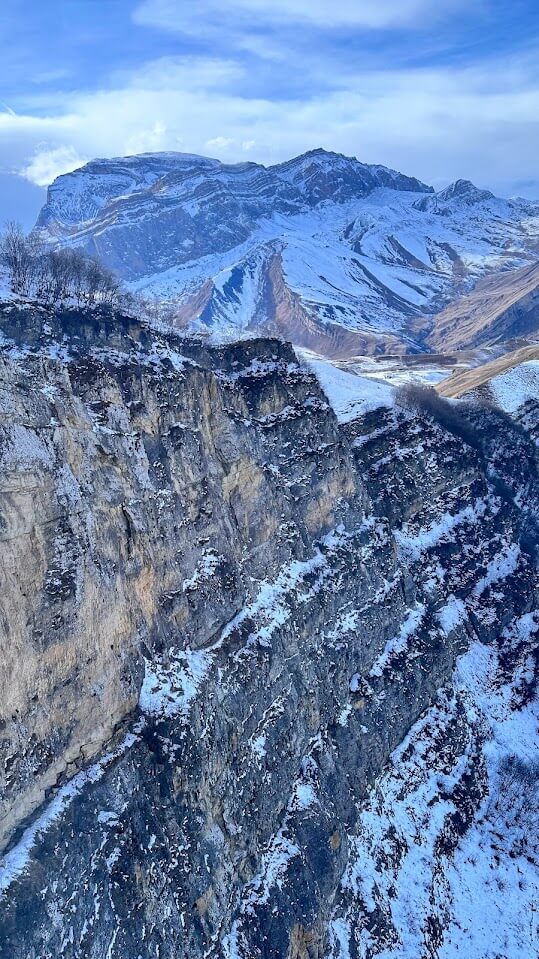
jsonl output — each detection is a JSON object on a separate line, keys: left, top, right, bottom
{"left": 428, "top": 261, "right": 539, "bottom": 352}
{"left": 436, "top": 344, "right": 539, "bottom": 398}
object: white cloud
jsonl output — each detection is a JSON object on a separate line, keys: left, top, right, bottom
{"left": 205, "top": 136, "right": 257, "bottom": 156}
{"left": 18, "top": 145, "right": 87, "bottom": 186}
{"left": 206, "top": 136, "right": 235, "bottom": 150}
{"left": 1, "top": 51, "right": 538, "bottom": 199}
{"left": 134, "top": 0, "right": 467, "bottom": 31}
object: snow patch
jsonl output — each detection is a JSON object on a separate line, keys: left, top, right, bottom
{"left": 139, "top": 647, "right": 213, "bottom": 719}
{"left": 305, "top": 356, "right": 395, "bottom": 422}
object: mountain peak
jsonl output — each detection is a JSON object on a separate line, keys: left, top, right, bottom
{"left": 30, "top": 146, "right": 538, "bottom": 358}
{"left": 288, "top": 147, "right": 351, "bottom": 163}
{"left": 35, "top": 148, "right": 432, "bottom": 239}
{"left": 273, "top": 149, "right": 432, "bottom": 195}
{"left": 437, "top": 178, "right": 495, "bottom": 203}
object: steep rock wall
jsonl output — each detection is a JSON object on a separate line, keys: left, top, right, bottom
{"left": 0, "top": 303, "right": 536, "bottom": 958}
{"left": 0, "top": 304, "right": 362, "bottom": 858}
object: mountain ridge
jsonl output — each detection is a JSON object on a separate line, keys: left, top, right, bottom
{"left": 33, "top": 149, "right": 539, "bottom": 357}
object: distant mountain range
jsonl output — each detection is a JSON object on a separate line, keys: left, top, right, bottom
{"left": 34, "top": 149, "right": 539, "bottom": 356}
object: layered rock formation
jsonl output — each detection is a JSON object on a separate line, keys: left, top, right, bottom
{"left": 33, "top": 150, "right": 539, "bottom": 355}
{"left": 0, "top": 303, "right": 537, "bottom": 958}
{"left": 34, "top": 150, "right": 430, "bottom": 273}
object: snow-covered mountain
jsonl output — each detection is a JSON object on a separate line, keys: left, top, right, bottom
{"left": 34, "top": 150, "right": 539, "bottom": 355}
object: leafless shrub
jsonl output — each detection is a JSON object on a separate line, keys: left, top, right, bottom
{"left": 396, "top": 383, "right": 482, "bottom": 451}
{"left": 0, "top": 221, "right": 124, "bottom": 308}
{"left": 0, "top": 221, "right": 39, "bottom": 295}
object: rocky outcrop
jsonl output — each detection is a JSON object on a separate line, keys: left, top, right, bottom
{"left": 327, "top": 398, "right": 539, "bottom": 958}
{"left": 414, "top": 178, "right": 496, "bottom": 212}
{"left": 0, "top": 302, "right": 537, "bottom": 958}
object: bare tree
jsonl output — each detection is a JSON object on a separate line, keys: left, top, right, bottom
{"left": 65, "top": 249, "right": 87, "bottom": 305}
{"left": 87, "top": 257, "right": 108, "bottom": 304}
{"left": 0, "top": 221, "right": 36, "bottom": 295}
{"left": 0, "top": 222, "right": 126, "bottom": 309}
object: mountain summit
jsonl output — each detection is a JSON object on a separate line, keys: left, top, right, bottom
{"left": 35, "top": 148, "right": 431, "bottom": 247}
{"left": 34, "top": 150, "right": 539, "bottom": 356}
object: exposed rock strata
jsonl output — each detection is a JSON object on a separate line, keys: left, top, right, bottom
{"left": 0, "top": 303, "right": 537, "bottom": 958}
{"left": 32, "top": 149, "right": 539, "bottom": 356}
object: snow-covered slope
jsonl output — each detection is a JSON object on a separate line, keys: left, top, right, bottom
{"left": 34, "top": 150, "right": 539, "bottom": 355}
{"left": 302, "top": 351, "right": 395, "bottom": 422}
{"left": 488, "top": 359, "right": 539, "bottom": 413}
{"left": 476, "top": 355, "right": 539, "bottom": 443}
{"left": 328, "top": 614, "right": 539, "bottom": 959}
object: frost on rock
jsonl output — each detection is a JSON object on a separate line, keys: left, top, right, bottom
{"left": 436, "top": 595, "right": 467, "bottom": 635}
{"left": 182, "top": 549, "right": 225, "bottom": 592}
{"left": 368, "top": 603, "right": 426, "bottom": 678}
{"left": 219, "top": 524, "right": 356, "bottom": 650}
{"left": 394, "top": 499, "right": 488, "bottom": 562}
{"left": 472, "top": 542, "right": 521, "bottom": 597}
{"left": 330, "top": 612, "right": 539, "bottom": 959}
{"left": 139, "top": 647, "right": 214, "bottom": 719}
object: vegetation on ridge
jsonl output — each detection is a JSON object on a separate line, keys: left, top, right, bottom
{"left": 0, "top": 221, "right": 122, "bottom": 307}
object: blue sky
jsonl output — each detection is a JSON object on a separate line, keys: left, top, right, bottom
{"left": 1, "top": 0, "right": 539, "bottom": 226}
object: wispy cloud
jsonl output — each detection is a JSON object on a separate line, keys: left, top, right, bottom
{"left": 1, "top": 0, "right": 538, "bottom": 201}
{"left": 0, "top": 102, "right": 17, "bottom": 118}
{"left": 134, "top": 0, "right": 468, "bottom": 31}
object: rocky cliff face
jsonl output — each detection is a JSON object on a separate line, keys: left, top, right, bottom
{"left": 0, "top": 302, "right": 537, "bottom": 958}
{"left": 33, "top": 150, "right": 539, "bottom": 355}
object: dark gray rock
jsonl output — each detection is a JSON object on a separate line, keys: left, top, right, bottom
{"left": 0, "top": 302, "right": 537, "bottom": 958}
